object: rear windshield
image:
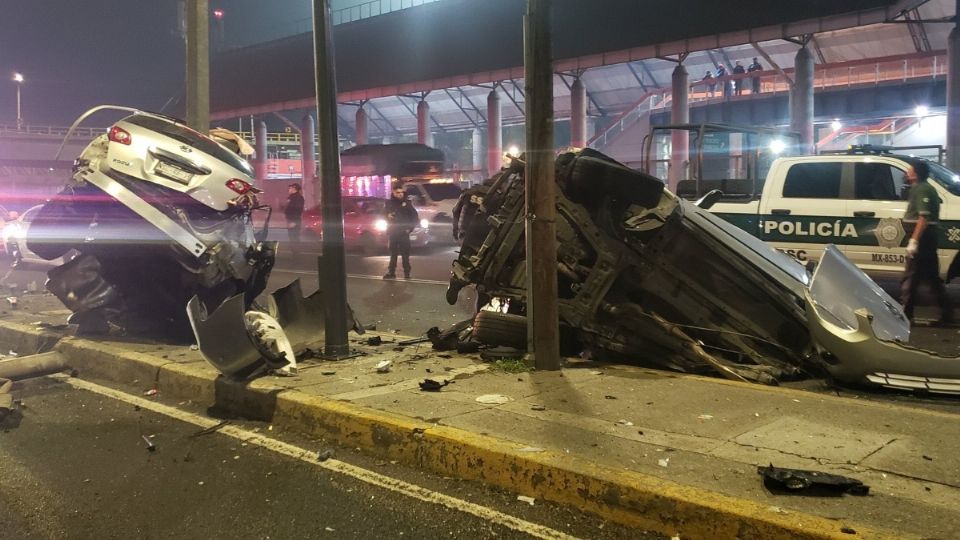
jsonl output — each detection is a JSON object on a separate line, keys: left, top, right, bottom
{"left": 420, "top": 183, "right": 462, "bottom": 201}
{"left": 124, "top": 114, "right": 253, "bottom": 176}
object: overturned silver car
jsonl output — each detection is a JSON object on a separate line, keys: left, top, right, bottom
{"left": 27, "top": 107, "right": 274, "bottom": 341}
{"left": 448, "top": 149, "right": 960, "bottom": 394}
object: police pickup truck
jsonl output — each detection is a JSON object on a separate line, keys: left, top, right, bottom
{"left": 700, "top": 147, "right": 960, "bottom": 279}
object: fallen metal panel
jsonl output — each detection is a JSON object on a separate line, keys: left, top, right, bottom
{"left": 187, "top": 294, "right": 265, "bottom": 378}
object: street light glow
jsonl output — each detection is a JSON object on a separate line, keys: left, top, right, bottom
{"left": 769, "top": 139, "right": 786, "bottom": 154}
{"left": 213, "top": 8, "right": 225, "bottom": 19}
{"left": 507, "top": 145, "right": 520, "bottom": 157}
{"left": 831, "top": 119, "right": 842, "bottom": 132}
{"left": 12, "top": 73, "right": 23, "bottom": 83}
{"left": 915, "top": 105, "right": 929, "bottom": 117}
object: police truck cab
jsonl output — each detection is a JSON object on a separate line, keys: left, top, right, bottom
{"left": 705, "top": 146, "right": 960, "bottom": 279}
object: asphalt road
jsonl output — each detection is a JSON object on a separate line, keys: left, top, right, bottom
{"left": 0, "top": 376, "right": 649, "bottom": 540}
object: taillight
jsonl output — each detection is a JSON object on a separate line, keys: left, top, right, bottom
{"left": 225, "top": 178, "right": 252, "bottom": 194}
{"left": 108, "top": 126, "right": 132, "bottom": 145}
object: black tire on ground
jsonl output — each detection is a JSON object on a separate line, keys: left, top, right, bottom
{"left": 473, "top": 311, "right": 527, "bottom": 350}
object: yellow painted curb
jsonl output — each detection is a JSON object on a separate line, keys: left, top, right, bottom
{"left": 273, "top": 391, "right": 897, "bottom": 540}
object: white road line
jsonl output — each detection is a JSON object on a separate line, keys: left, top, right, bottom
{"left": 51, "top": 374, "right": 579, "bottom": 540}
{"left": 274, "top": 268, "right": 450, "bottom": 286}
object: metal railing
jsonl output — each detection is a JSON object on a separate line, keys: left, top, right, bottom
{"left": 592, "top": 52, "right": 946, "bottom": 151}
{"left": 0, "top": 124, "right": 107, "bottom": 138}
{"left": 279, "top": 0, "right": 444, "bottom": 35}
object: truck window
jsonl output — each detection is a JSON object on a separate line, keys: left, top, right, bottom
{"left": 782, "top": 163, "right": 842, "bottom": 198}
{"left": 854, "top": 163, "right": 903, "bottom": 201}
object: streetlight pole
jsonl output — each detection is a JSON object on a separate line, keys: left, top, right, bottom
{"left": 13, "top": 73, "right": 23, "bottom": 130}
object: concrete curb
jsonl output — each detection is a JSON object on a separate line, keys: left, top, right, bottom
{"left": 3, "top": 323, "right": 901, "bottom": 539}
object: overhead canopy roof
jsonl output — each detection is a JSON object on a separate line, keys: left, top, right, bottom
{"left": 210, "top": 0, "right": 945, "bottom": 138}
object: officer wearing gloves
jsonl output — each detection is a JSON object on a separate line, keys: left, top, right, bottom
{"left": 383, "top": 183, "right": 419, "bottom": 280}
{"left": 900, "top": 161, "right": 953, "bottom": 325}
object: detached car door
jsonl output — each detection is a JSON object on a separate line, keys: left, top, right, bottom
{"left": 758, "top": 161, "right": 849, "bottom": 266}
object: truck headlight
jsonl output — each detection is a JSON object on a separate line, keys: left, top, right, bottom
{"left": 374, "top": 219, "right": 388, "bottom": 232}
{"left": 420, "top": 218, "right": 429, "bottom": 229}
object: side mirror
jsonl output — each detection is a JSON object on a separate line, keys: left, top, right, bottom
{"left": 694, "top": 189, "right": 723, "bottom": 210}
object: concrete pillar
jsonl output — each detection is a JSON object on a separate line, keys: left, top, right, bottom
{"left": 669, "top": 64, "right": 689, "bottom": 191}
{"left": 948, "top": 26, "right": 960, "bottom": 172}
{"left": 254, "top": 120, "right": 268, "bottom": 185}
{"left": 570, "top": 77, "right": 587, "bottom": 148}
{"left": 791, "top": 46, "right": 815, "bottom": 154}
{"left": 355, "top": 106, "right": 368, "bottom": 145}
{"left": 417, "top": 100, "right": 432, "bottom": 146}
{"left": 300, "top": 114, "right": 317, "bottom": 206}
{"left": 487, "top": 89, "right": 502, "bottom": 175}
{"left": 185, "top": 0, "right": 209, "bottom": 132}
{"left": 472, "top": 128, "right": 484, "bottom": 172}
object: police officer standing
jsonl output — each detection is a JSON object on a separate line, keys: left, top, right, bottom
{"left": 901, "top": 161, "right": 953, "bottom": 325}
{"left": 383, "top": 183, "right": 419, "bottom": 280}
{"left": 284, "top": 183, "right": 305, "bottom": 260}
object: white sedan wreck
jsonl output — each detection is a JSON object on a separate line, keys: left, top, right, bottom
{"left": 446, "top": 149, "right": 960, "bottom": 394}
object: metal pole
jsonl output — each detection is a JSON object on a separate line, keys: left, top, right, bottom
{"left": 15, "top": 83, "right": 21, "bottom": 129}
{"left": 524, "top": 0, "right": 560, "bottom": 370}
{"left": 312, "top": 0, "right": 350, "bottom": 357}
{"left": 947, "top": 6, "right": 960, "bottom": 172}
{"left": 185, "top": 0, "right": 210, "bottom": 132}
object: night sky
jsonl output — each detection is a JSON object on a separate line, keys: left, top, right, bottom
{"left": 0, "top": 0, "right": 322, "bottom": 126}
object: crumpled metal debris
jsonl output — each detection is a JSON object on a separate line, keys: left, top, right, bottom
{"left": 418, "top": 379, "right": 449, "bottom": 392}
{"left": 758, "top": 464, "right": 869, "bottom": 496}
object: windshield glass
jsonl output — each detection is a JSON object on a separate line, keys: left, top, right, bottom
{"left": 925, "top": 161, "right": 960, "bottom": 196}
{"left": 421, "top": 183, "right": 462, "bottom": 201}
{"left": 124, "top": 114, "right": 254, "bottom": 176}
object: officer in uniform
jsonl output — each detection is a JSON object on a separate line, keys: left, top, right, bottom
{"left": 900, "top": 161, "right": 953, "bottom": 325}
{"left": 383, "top": 184, "right": 419, "bottom": 280}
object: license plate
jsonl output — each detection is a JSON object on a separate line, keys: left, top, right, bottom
{"left": 155, "top": 161, "right": 193, "bottom": 184}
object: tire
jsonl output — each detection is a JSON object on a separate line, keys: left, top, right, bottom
{"left": 473, "top": 311, "right": 527, "bottom": 350}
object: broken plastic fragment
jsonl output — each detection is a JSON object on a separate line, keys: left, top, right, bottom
{"left": 375, "top": 360, "right": 393, "bottom": 373}
{"left": 475, "top": 394, "right": 511, "bottom": 404}
{"left": 658, "top": 458, "right": 670, "bottom": 467}
{"left": 517, "top": 495, "right": 535, "bottom": 506}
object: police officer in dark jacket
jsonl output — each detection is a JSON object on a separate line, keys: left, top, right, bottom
{"left": 901, "top": 161, "right": 953, "bottom": 325}
{"left": 284, "top": 183, "right": 305, "bottom": 255}
{"left": 383, "top": 184, "right": 419, "bottom": 279}
{"left": 747, "top": 57, "right": 763, "bottom": 94}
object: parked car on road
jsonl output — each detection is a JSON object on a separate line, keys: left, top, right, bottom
{"left": 302, "top": 196, "right": 431, "bottom": 255}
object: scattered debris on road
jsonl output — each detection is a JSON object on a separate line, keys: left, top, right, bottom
{"left": 758, "top": 464, "right": 869, "bottom": 496}
{"left": 475, "top": 394, "right": 511, "bottom": 405}
{"left": 517, "top": 495, "right": 536, "bottom": 506}
{"left": 141, "top": 434, "right": 156, "bottom": 452}
{"left": 375, "top": 360, "right": 393, "bottom": 373}
{"left": 418, "top": 379, "right": 449, "bottom": 392}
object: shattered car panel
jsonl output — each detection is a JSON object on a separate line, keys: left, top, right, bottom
{"left": 448, "top": 148, "right": 960, "bottom": 394}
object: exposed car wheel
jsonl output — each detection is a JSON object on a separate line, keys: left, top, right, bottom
{"left": 473, "top": 311, "right": 527, "bottom": 350}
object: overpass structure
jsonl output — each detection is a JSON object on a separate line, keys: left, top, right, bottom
{"left": 2, "top": 0, "right": 957, "bottom": 202}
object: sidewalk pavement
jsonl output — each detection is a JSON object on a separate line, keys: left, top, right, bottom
{"left": 2, "top": 293, "right": 958, "bottom": 539}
